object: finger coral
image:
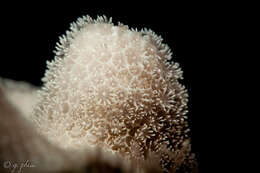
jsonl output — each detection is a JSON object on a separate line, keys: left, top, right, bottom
{"left": 31, "top": 15, "right": 198, "bottom": 172}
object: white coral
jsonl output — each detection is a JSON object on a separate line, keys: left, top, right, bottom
{"left": 32, "top": 15, "right": 196, "bottom": 172}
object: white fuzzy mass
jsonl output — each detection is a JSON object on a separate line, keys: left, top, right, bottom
{"left": 33, "top": 16, "right": 196, "bottom": 172}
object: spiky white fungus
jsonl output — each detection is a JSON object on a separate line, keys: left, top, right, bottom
{"left": 33, "top": 15, "right": 197, "bottom": 172}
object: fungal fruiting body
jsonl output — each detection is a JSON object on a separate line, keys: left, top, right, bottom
{"left": 33, "top": 16, "right": 197, "bottom": 172}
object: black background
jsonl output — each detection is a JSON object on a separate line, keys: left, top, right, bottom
{"left": 0, "top": 3, "right": 232, "bottom": 173}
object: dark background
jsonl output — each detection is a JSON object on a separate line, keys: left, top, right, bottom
{"left": 0, "top": 3, "right": 232, "bottom": 173}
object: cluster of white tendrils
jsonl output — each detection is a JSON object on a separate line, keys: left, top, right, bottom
{"left": 32, "top": 15, "right": 197, "bottom": 172}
